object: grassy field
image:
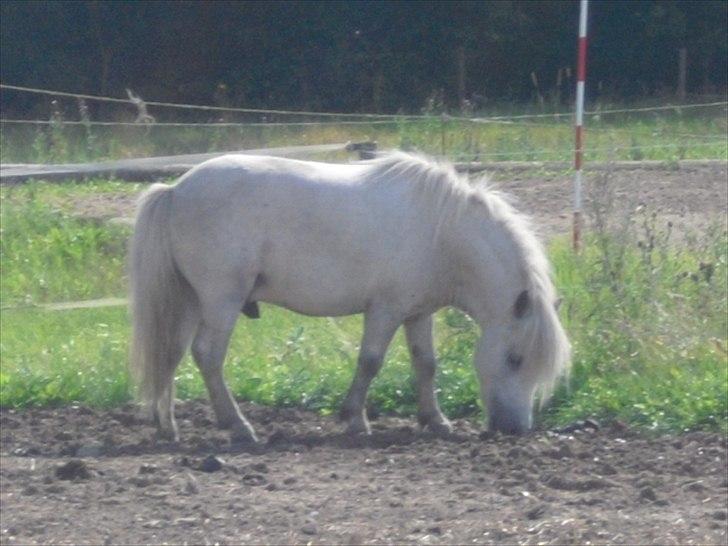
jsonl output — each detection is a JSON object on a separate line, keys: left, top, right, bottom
{"left": 1, "top": 100, "right": 726, "bottom": 164}
{"left": 1, "top": 179, "right": 725, "bottom": 433}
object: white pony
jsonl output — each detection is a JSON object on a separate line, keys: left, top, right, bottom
{"left": 130, "top": 152, "right": 570, "bottom": 443}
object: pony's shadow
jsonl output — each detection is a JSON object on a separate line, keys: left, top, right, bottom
{"left": 104, "top": 425, "right": 475, "bottom": 458}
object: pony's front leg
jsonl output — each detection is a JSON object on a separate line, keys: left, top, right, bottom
{"left": 340, "top": 310, "right": 400, "bottom": 435}
{"left": 404, "top": 314, "right": 453, "bottom": 436}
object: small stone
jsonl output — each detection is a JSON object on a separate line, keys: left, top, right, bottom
{"left": 427, "top": 526, "right": 442, "bottom": 535}
{"left": 283, "top": 477, "right": 297, "bottom": 485}
{"left": 198, "top": 455, "right": 224, "bottom": 473}
{"left": 184, "top": 472, "right": 200, "bottom": 494}
{"left": 138, "top": 464, "right": 158, "bottom": 475}
{"left": 301, "top": 522, "right": 318, "bottom": 535}
{"left": 265, "top": 482, "right": 278, "bottom": 491}
{"left": 55, "top": 459, "right": 91, "bottom": 481}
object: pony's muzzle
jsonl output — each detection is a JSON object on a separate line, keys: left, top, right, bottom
{"left": 487, "top": 394, "right": 532, "bottom": 435}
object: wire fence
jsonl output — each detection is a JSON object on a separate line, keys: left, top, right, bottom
{"left": 1, "top": 83, "right": 726, "bottom": 164}
{"left": 3, "top": 83, "right": 727, "bottom": 121}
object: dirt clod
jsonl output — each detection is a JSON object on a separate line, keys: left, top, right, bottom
{"left": 639, "top": 486, "right": 658, "bottom": 502}
{"left": 55, "top": 460, "right": 91, "bottom": 481}
{"left": 198, "top": 455, "right": 224, "bottom": 473}
{"left": 301, "top": 522, "right": 318, "bottom": 535}
{"left": 242, "top": 473, "right": 266, "bottom": 486}
{"left": 76, "top": 443, "right": 104, "bottom": 457}
{"left": 526, "top": 504, "right": 547, "bottom": 520}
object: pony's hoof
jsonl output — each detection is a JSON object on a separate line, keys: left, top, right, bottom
{"left": 426, "top": 420, "right": 454, "bottom": 438}
{"left": 155, "top": 425, "right": 180, "bottom": 443}
{"left": 344, "top": 420, "right": 371, "bottom": 436}
{"left": 230, "top": 426, "right": 259, "bottom": 446}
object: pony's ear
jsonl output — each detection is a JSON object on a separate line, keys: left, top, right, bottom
{"left": 514, "top": 290, "right": 530, "bottom": 319}
{"left": 554, "top": 297, "right": 563, "bottom": 311}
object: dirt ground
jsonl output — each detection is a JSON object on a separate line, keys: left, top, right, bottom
{"left": 2, "top": 164, "right": 726, "bottom": 545}
{"left": 1, "top": 401, "right": 726, "bottom": 545}
{"left": 490, "top": 163, "right": 728, "bottom": 238}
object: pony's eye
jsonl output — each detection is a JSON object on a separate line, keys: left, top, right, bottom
{"left": 506, "top": 353, "right": 523, "bottom": 371}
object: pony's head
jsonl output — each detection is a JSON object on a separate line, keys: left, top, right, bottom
{"left": 475, "top": 287, "right": 570, "bottom": 434}
{"left": 457, "top": 182, "right": 570, "bottom": 434}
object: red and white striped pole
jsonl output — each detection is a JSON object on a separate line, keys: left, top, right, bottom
{"left": 573, "top": 0, "right": 589, "bottom": 251}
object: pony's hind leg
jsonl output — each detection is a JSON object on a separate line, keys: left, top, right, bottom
{"left": 152, "top": 306, "right": 199, "bottom": 442}
{"left": 154, "top": 381, "right": 177, "bottom": 441}
{"left": 340, "top": 309, "right": 400, "bottom": 435}
{"left": 191, "top": 298, "right": 258, "bottom": 444}
{"left": 404, "top": 314, "right": 452, "bottom": 436}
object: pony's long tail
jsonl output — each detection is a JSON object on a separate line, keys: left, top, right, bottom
{"left": 129, "top": 183, "right": 196, "bottom": 417}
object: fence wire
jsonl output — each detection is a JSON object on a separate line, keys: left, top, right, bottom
{"left": 2, "top": 83, "right": 727, "bottom": 124}
{"left": 2, "top": 83, "right": 726, "bottom": 165}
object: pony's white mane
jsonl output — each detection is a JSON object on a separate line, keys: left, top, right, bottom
{"left": 365, "top": 152, "right": 571, "bottom": 396}
{"left": 364, "top": 152, "right": 551, "bottom": 294}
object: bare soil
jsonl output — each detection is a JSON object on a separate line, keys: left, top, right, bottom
{"left": 1, "top": 401, "right": 726, "bottom": 545}
{"left": 2, "top": 165, "right": 726, "bottom": 545}
{"left": 489, "top": 163, "right": 728, "bottom": 238}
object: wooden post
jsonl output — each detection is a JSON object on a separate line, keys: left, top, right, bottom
{"left": 677, "top": 47, "right": 687, "bottom": 101}
{"left": 440, "top": 114, "right": 446, "bottom": 157}
{"left": 457, "top": 46, "right": 466, "bottom": 108}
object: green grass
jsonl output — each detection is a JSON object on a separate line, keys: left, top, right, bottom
{"left": 0, "top": 180, "right": 138, "bottom": 307}
{"left": 0, "top": 180, "right": 726, "bottom": 433}
{"left": 546, "top": 230, "right": 727, "bottom": 432}
{"left": 1, "top": 100, "right": 726, "bottom": 164}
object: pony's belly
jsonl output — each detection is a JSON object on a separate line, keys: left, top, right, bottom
{"left": 255, "top": 288, "right": 367, "bottom": 317}
{"left": 251, "top": 273, "right": 369, "bottom": 317}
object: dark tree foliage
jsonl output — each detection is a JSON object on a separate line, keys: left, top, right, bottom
{"left": 0, "top": 0, "right": 725, "bottom": 116}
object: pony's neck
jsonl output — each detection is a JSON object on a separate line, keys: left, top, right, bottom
{"left": 447, "top": 205, "right": 529, "bottom": 326}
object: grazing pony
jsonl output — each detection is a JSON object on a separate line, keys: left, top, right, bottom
{"left": 130, "top": 152, "right": 570, "bottom": 442}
